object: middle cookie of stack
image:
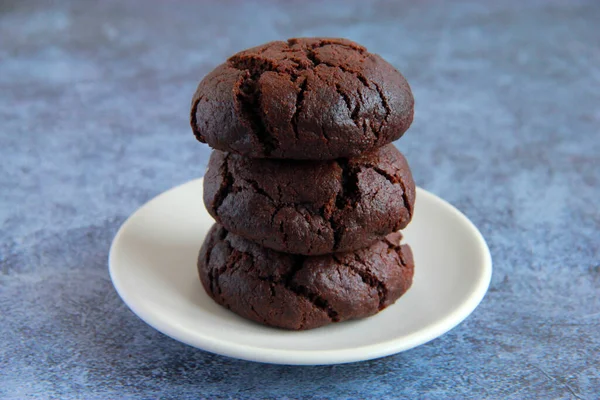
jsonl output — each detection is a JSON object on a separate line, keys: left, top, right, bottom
{"left": 204, "top": 144, "right": 415, "bottom": 255}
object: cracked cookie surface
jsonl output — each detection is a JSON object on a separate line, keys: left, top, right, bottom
{"left": 203, "top": 144, "right": 416, "bottom": 255}
{"left": 198, "top": 224, "right": 414, "bottom": 330}
{"left": 191, "top": 37, "right": 414, "bottom": 160}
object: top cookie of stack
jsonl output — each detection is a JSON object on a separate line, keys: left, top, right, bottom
{"left": 190, "top": 37, "right": 414, "bottom": 160}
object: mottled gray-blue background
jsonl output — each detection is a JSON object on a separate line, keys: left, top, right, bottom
{"left": 1, "top": 0, "right": 599, "bottom": 398}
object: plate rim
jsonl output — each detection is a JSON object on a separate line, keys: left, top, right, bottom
{"left": 108, "top": 178, "right": 492, "bottom": 365}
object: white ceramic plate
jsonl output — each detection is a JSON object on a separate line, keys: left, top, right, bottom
{"left": 109, "top": 178, "right": 491, "bottom": 365}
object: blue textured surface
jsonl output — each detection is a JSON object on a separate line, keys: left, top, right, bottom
{"left": 1, "top": 0, "right": 599, "bottom": 398}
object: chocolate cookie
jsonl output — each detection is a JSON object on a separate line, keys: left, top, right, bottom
{"left": 203, "top": 144, "right": 415, "bottom": 255}
{"left": 191, "top": 37, "right": 414, "bottom": 160}
{"left": 198, "top": 224, "right": 414, "bottom": 330}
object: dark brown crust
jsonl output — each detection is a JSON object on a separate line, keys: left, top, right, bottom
{"left": 203, "top": 144, "right": 416, "bottom": 255}
{"left": 198, "top": 224, "right": 414, "bottom": 330}
{"left": 191, "top": 37, "right": 414, "bottom": 160}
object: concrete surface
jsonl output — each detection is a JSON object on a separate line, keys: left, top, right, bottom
{"left": 1, "top": 0, "right": 599, "bottom": 398}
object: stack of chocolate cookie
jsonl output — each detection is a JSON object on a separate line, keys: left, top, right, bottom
{"left": 190, "top": 38, "right": 416, "bottom": 330}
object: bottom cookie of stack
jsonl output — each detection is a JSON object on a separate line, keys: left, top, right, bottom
{"left": 198, "top": 224, "right": 414, "bottom": 330}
